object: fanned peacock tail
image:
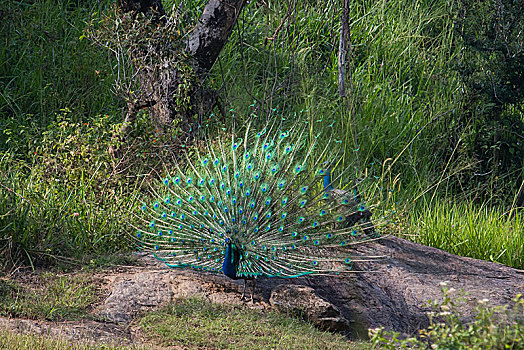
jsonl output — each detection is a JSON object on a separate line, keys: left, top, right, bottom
{"left": 133, "top": 119, "right": 390, "bottom": 279}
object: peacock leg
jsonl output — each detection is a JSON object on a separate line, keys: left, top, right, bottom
{"left": 240, "top": 279, "right": 247, "bottom": 300}
{"left": 250, "top": 278, "right": 256, "bottom": 303}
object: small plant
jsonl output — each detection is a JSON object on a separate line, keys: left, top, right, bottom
{"left": 370, "top": 283, "right": 523, "bottom": 349}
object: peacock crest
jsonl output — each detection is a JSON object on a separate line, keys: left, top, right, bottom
{"left": 133, "top": 119, "right": 390, "bottom": 280}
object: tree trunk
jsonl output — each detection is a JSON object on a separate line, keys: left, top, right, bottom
{"left": 116, "top": 0, "right": 247, "bottom": 146}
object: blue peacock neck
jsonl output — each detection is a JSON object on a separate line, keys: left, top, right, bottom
{"left": 222, "top": 241, "right": 241, "bottom": 280}
{"left": 323, "top": 170, "right": 334, "bottom": 191}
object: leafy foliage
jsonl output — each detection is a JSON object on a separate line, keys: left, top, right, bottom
{"left": 452, "top": 0, "right": 524, "bottom": 197}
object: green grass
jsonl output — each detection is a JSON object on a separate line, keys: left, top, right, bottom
{"left": 0, "top": 274, "right": 97, "bottom": 321}
{"left": 139, "top": 297, "right": 369, "bottom": 350}
{"left": 0, "top": 331, "right": 145, "bottom": 350}
{"left": 407, "top": 201, "right": 524, "bottom": 269}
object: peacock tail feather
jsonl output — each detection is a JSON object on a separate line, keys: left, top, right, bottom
{"left": 133, "top": 119, "right": 390, "bottom": 279}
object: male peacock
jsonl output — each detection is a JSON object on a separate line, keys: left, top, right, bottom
{"left": 134, "top": 119, "right": 386, "bottom": 299}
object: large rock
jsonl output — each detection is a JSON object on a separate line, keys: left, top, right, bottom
{"left": 94, "top": 238, "right": 523, "bottom": 339}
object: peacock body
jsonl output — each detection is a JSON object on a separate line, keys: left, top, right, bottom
{"left": 134, "top": 120, "right": 385, "bottom": 281}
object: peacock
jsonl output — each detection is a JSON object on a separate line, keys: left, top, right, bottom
{"left": 133, "top": 118, "right": 387, "bottom": 300}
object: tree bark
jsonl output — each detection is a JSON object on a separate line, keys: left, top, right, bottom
{"left": 188, "top": 0, "right": 247, "bottom": 76}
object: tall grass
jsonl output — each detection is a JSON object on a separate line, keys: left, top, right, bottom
{"left": 407, "top": 200, "right": 524, "bottom": 269}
